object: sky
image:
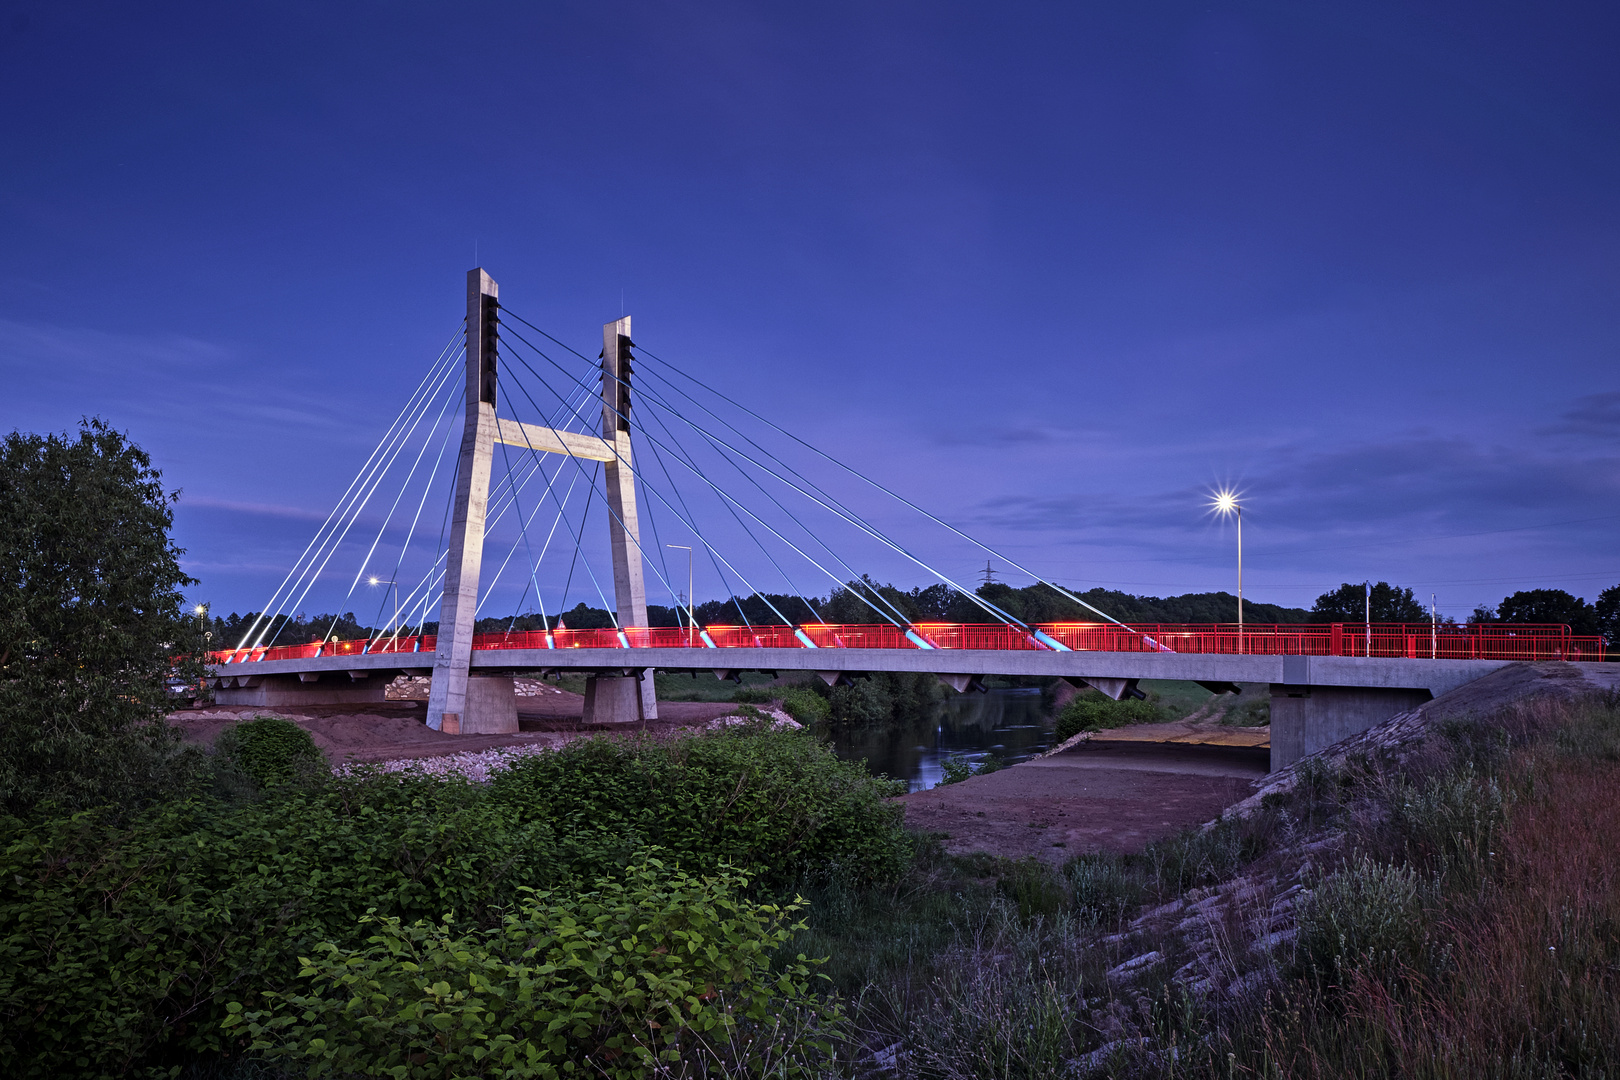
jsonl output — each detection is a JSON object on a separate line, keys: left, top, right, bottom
{"left": 1, "top": 0, "right": 1617, "bottom": 625}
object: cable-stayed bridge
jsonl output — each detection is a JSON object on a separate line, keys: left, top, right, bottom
{"left": 207, "top": 269, "right": 1606, "bottom": 769}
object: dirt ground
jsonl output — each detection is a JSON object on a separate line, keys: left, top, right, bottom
{"left": 167, "top": 679, "right": 739, "bottom": 765}
{"left": 899, "top": 740, "right": 1270, "bottom": 865}
{"left": 902, "top": 660, "right": 1620, "bottom": 865}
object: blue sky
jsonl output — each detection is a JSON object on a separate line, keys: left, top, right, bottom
{"left": 2, "top": 1, "right": 1616, "bottom": 623}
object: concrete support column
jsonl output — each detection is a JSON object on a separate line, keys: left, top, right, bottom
{"left": 582, "top": 673, "right": 649, "bottom": 724}
{"left": 601, "top": 317, "right": 657, "bottom": 722}
{"left": 428, "top": 269, "right": 515, "bottom": 735}
{"left": 1269, "top": 684, "right": 1433, "bottom": 770}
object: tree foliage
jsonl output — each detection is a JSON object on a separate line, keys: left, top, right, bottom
{"left": 1311, "top": 581, "right": 1428, "bottom": 623}
{"left": 1493, "top": 588, "right": 1599, "bottom": 635}
{"left": 1598, "top": 584, "right": 1620, "bottom": 647}
{"left": 0, "top": 420, "right": 205, "bottom": 815}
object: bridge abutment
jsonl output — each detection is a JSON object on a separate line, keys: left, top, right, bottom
{"left": 1269, "top": 684, "right": 1433, "bottom": 770}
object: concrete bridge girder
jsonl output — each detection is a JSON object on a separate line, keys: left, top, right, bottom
{"left": 209, "top": 648, "right": 1529, "bottom": 770}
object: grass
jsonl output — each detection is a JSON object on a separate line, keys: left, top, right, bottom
{"left": 547, "top": 669, "right": 785, "bottom": 702}
{"left": 782, "top": 690, "right": 1620, "bottom": 1078}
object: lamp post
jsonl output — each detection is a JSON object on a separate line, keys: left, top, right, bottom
{"left": 1210, "top": 491, "right": 1243, "bottom": 653}
{"left": 667, "top": 545, "right": 694, "bottom": 646}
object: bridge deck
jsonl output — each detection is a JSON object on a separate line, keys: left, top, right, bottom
{"left": 208, "top": 621, "right": 1604, "bottom": 698}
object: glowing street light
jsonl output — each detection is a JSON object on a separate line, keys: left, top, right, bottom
{"left": 1209, "top": 489, "right": 1243, "bottom": 653}
{"left": 367, "top": 575, "right": 399, "bottom": 646}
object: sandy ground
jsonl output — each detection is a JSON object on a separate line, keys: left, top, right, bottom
{"left": 166, "top": 679, "right": 740, "bottom": 765}
{"left": 899, "top": 740, "right": 1269, "bottom": 865}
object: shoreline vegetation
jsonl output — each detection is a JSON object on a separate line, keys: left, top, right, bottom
{"left": 2, "top": 676, "right": 1617, "bottom": 1077}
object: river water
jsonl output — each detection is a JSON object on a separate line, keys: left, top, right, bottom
{"left": 827, "top": 687, "right": 1057, "bottom": 792}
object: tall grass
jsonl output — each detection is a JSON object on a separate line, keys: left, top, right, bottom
{"left": 801, "top": 691, "right": 1620, "bottom": 1079}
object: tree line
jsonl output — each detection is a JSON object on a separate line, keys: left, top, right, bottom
{"left": 202, "top": 579, "right": 1620, "bottom": 649}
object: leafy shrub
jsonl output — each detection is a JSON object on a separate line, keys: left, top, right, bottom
{"left": 825, "top": 672, "right": 940, "bottom": 727}
{"left": 780, "top": 687, "right": 830, "bottom": 725}
{"left": 0, "top": 729, "right": 904, "bottom": 1077}
{"left": 731, "top": 686, "right": 777, "bottom": 704}
{"left": 1295, "top": 855, "right": 1434, "bottom": 985}
{"left": 939, "top": 754, "right": 976, "bottom": 785}
{"left": 487, "top": 727, "right": 911, "bottom": 889}
{"left": 1055, "top": 694, "right": 1161, "bottom": 740}
{"left": 228, "top": 859, "right": 842, "bottom": 1079}
{"left": 216, "top": 716, "right": 324, "bottom": 787}
{"left": 0, "top": 775, "right": 561, "bottom": 1076}
{"left": 938, "top": 752, "right": 1003, "bottom": 785}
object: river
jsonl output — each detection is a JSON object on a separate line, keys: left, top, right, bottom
{"left": 827, "top": 687, "right": 1057, "bottom": 792}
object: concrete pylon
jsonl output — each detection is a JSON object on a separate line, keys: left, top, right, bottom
{"left": 426, "top": 268, "right": 517, "bottom": 734}
{"left": 588, "top": 316, "right": 658, "bottom": 722}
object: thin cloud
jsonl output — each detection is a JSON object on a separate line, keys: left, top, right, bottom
{"left": 1541, "top": 391, "right": 1620, "bottom": 438}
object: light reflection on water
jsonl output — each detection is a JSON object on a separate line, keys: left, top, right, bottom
{"left": 828, "top": 688, "right": 1055, "bottom": 792}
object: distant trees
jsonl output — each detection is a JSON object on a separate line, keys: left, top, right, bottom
{"left": 1598, "top": 585, "right": 1620, "bottom": 647}
{"left": 1472, "top": 589, "right": 1600, "bottom": 636}
{"left": 1311, "top": 582, "right": 1428, "bottom": 623}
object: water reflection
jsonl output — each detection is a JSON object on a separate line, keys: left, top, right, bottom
{"left": 828, "top": 687, "right": 1055, "bottom": 792}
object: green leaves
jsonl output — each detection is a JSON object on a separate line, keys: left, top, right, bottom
{"left": 0, "top": 419, "right": 208, "bottom": 815}
{"left": 229, "top": 861, "right": 842, "bottom": 1078}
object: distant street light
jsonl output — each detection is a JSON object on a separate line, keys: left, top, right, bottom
{"left": 667, "top": 545, "right": 694, "bottom": 646}
{"left": 1209, "top": 490, "right": 1243, "bottom": 654}
{"left": 368, "top": 575, "right": 399, "bottom": 648}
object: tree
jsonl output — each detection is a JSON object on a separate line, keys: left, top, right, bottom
{"left": 1597, "top": 584, "right": 1620, "bottom": 648}
{"left": 0, "top": 420, "right": 206, "bottom": 814}
{"left": 1311, "top": 582, "right": 1428, "bottom": 623}
{"left": 1494, "top": 589, "right": 1598, "bottom": 635}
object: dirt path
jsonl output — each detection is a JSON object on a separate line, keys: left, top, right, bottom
{"left": 899, "top": 740, "right": 1268, "bottom": 865}
{"left": 167, "top": 680, "right": 741, "bottom": 765}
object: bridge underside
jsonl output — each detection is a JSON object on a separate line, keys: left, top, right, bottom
{"left": 204, "top": 650, "right": 1557, "bottom": 769}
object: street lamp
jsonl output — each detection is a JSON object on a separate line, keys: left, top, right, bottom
{"left": 666, "top": 545, "right": 694, "bottom": 646}
{"left": 1209, "top": 490, "right": 1243, "bottom": 653}
{"left": 368, "top": 575, "right": 398, "bottom": 651}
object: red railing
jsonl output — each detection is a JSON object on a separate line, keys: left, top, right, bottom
{"left": 211, "top": 621, "right": 1605, "bottom": 665}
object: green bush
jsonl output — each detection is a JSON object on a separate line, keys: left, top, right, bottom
{"left": 825, "top": 672, "right": 940, "bottom": 727}
{"left": 1054, "top": 693, "right": 1161, "bottom": 740}
{"left": 487, "top": 727, "right": 912, "bottom": 889}
{"left": 939, "top": 754, "right": 975, "bottom": 785}
{"left": 0, "top": 776, "right": 560, "bottom": 1076}
{"left": 780, "top": 687, "right": 830, "bottom": 725}
{"left": 217, "top": 716, "right": 324, "bottom": 787}
{"left": 731, "top": 685, "right": 777, "bottom": 704}
{"left": 938, "top": 752, "right": 1008, "bottom": 786}
{"left": 228, "top": 859, "right": 842, "bottom": 1079}
{"left": 0, "top": 728, "right": 904, "bottom": 1077}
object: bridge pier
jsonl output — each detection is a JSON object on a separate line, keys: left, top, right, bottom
{"left": 1269, "top": 684, "right": 1432, "bottom": 770}
{"left": 442, "top": 675, "right": 518, "bottom": 735}
{"left": 582, "top": 673, "right": 651, "bottom": 724}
